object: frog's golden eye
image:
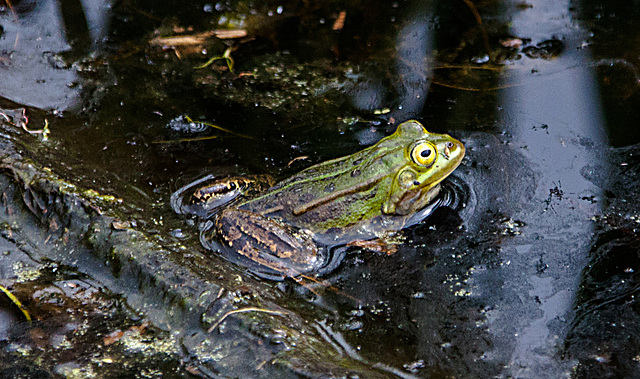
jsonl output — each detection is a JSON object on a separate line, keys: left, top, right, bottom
{"left": 411, "top": 141, "right": 437, "bottom": 167}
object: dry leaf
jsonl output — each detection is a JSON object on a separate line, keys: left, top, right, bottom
{"left": 332, "top": 11, "right": 346, "bottom": 31}
{"left": 104, "top": 330, "right": 124, "bottom": 346}
{"left": 150, "top": 30, "right": 248, "bottom": 47}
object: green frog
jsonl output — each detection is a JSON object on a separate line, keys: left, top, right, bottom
{"left": 171, "top": 120, "right": 465, "bottom": 279}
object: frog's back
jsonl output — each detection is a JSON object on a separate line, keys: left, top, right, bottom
{"left": 238, "top": 144, "right": 406, "bottom": 234}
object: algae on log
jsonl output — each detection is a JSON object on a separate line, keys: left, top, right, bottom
{"left": 0, "top": 131, "right": 391, "bottom": 377}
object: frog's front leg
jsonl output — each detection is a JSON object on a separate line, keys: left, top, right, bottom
{"left": 213, "top": 207, "right": 324, "bottom": 279}
{"left": 171, "top": 174, "right": 274, "bottom": 218}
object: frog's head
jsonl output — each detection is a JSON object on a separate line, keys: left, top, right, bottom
{"left": 382, "top": 120, "right": 465, "bottom": 215}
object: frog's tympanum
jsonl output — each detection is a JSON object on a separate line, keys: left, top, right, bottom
{"left": 172, "top": 120, "right": 465, "bottom": 279}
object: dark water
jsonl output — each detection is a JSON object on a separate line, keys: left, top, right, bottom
{"left": 1, "top": 0, "right": 640, "bottom": 377}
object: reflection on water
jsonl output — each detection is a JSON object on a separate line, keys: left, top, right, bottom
{"left": 389, "top": 3, "right": 433, "bottom": 125}
{"left": 495, "top": 0, "right": 606, "bottom": 376}
{"left": 0, "top": 0, "right": 111, "bottom": 109}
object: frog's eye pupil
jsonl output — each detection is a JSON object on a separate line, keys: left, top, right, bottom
{"left": 411, "top": 142, "right": 437, "bottom": 167}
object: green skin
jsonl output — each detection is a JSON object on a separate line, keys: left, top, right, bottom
{"left": 175, "top": 120, "right": 465, "bottom": 278}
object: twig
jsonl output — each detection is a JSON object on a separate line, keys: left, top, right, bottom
{"left": 461, "top": 0, "right": 491, "bottom": 56}
{"left": 208, "top": 307, "right": 287, "bottom": 332}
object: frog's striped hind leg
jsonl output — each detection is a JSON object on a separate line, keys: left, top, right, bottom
{"left": 171, "top": 174, "right": 274, "bottom": 218}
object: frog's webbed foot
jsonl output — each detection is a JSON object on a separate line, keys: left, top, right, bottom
{"left": 210, "top": 208, "right": 326, "bottom": 279}
{"left": 346, "top": 233, "right": 406, "bottom": 255}
{"left": 171, "top": 174, "right": 274, "bottom": 218}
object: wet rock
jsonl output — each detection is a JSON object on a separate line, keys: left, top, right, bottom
{"left": 0, "top": 113, "right": 396, "bottom": 377}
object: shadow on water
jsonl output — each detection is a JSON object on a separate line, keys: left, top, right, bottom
{"left": 1, "top": 0, "right": 640, "bottom": 377}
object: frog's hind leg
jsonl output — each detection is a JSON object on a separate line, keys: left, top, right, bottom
{"left": 171, "top": 174, "right": 222, "bottom": 217}
{"left": 172, "top": 175, "right": 273, "bottom": 218}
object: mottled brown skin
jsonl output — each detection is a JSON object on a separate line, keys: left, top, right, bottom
{"left": 215, "top": 208, "right": 320, "bottom": 277}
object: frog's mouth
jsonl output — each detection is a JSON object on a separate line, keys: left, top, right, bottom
{"left": 392, "top": 183, "right": 442, "bottom": 216}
